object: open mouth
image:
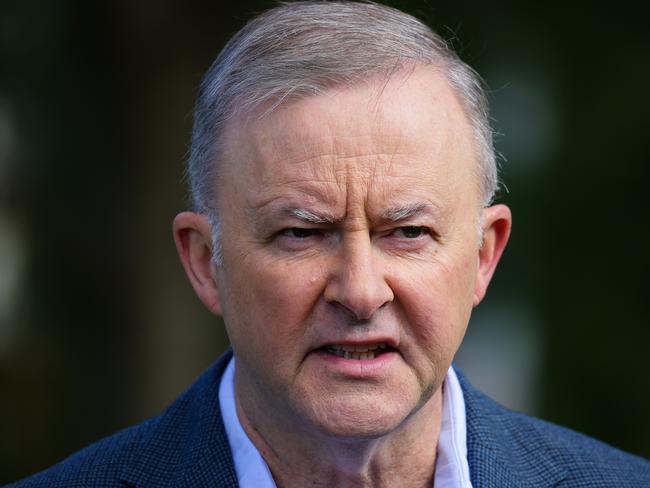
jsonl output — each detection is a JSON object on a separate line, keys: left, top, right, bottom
{"left": 322, "top": 343, "right": 394, "bottom": 360}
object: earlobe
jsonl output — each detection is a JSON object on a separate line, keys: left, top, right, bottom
{"left": 173, "top": 212, "right": 222, "bottom": 316}
{"left": 473, "top": 204, "right": 512, "bottom": 306}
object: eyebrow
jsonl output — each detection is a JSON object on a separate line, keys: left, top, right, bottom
{"left": 282, "top": 203, "right": 440, "bottom": 225}
{"left": 380, "top": 203, "right": 437, "bottom": 222}
{"left": 288, "top": 208, "right": 341, "bottom": 225}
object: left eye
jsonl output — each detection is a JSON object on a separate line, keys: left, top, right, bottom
{"left": 394, "top": 226, "right": 428, "bottom": 238}
{"left": 281, "top": 228, "right": 321, "bottom": 239}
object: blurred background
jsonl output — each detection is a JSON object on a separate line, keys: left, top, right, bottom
{"left": 1, "top": 0, "right": 649, "bottom": 482}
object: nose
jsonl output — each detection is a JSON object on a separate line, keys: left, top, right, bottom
{"left": 323, "top": 233, "right": 394, "bottom": 321}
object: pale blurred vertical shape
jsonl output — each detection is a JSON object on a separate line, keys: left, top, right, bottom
{"left": 456, "top": 66, "right": 561, "bottom": 415}
{"left": 0, "top": 98, "right": 26, "bottom": 355}
{"left": 457, "top": 302, "right": 544, "bottom": 415}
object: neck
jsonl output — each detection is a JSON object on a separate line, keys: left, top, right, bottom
{"left": 235, "top": 384, "right": 443, "bottom": 488}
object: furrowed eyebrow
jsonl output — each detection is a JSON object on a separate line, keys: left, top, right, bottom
{"left": 380, "top": 203, "right": 436, "bottom": 222}
{"left": 255, "top": 203, "right": 439, "bottom": 228}
{"left": 288, "top": 208, "right": 341, "bottom": 225}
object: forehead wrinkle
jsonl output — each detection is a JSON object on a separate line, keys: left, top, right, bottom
{"left": 254, "top": 151, "right": 414, "bottom": 176}
{"left": 244, "top": 178, "right": 346, "bottom": 232}
{"left": 246, "top": 177, "right": 342, "bottom": 211}
{"left": 247, "top": 150, "right": 417, "bottom": 214}
{"left": 252, "top": 107, "right": 412, "bottom": 169}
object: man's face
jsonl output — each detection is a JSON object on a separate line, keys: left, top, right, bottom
{"left": 214, "top": 68, "right": 490, "bottom": 438}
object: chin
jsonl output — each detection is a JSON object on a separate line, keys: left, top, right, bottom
{"left": 301, "top": 391, "right": 421, "bottom": 440}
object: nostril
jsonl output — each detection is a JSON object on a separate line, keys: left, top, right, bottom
{"left": 327, "top": 302, "right": 389, "bottom": 323}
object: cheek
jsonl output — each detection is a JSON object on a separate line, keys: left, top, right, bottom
{"left": 219, "top": 256, "right": 327, "bottom": 348}
{"left": 392, "top": 254, "right": 477, "bottom": 355}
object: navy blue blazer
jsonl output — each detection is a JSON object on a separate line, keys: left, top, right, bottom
{"left": 9, "top": 350, "right": 650, "bottom": 487}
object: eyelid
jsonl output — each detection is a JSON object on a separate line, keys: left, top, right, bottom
{"left": 281, "top": 227, "right": 323, "bottom": 237}
{"left": 390, "top": 225, "right": 441, "bottom": 242}
{"left": 392, "top": 225, "right": 428, "bottom": 236}
{"left": 276, "top": 226, "right": 338, "bottom": 242}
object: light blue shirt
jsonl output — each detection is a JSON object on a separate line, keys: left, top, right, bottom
{"left": 219, "top": 357, "right": 472, "bottom": 487}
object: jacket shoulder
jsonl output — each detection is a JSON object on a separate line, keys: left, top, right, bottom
{"left": 459, "top": 371, "right": 650, "bottom": 487}
{"left": 521, "top": 412, "right": 650, "bottom": 485}
{"left": 6, "top": 418, "right": 158, "bottom": 487}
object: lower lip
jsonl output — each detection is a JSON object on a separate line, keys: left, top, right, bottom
{"left": 309, "top": 349, "right": 400, "bottom": 378}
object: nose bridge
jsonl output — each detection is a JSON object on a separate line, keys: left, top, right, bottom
{"left": 325, "top": 230, "right": 393, "bottom": 320}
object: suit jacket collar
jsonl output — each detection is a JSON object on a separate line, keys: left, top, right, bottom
{"left": 457, "top": 370, "right": 567, "bottom": 488}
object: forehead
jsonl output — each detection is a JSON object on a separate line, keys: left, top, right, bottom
{"left": 219, "top": 67, "right": 480, "bottom": 212}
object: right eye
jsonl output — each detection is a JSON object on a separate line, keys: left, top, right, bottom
{"left": 274, "top": 228, "right": 329, "bottom": 252}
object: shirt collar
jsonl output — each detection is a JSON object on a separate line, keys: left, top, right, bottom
{"left": 218, "top": 358, "right": 276, "bottom": 488}
{"left": 219, "top": 357, "right": 472, "bottom": 488}
{"left": 434, "top": 366, "right": 473, "bottom": 487}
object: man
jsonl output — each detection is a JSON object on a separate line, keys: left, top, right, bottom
{"left": 10, "top": 1, "right": 650, "bottom": 487}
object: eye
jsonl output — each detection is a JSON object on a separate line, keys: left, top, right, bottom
{"left": 281, "top": 227, "right": 322, "bottom": 239}
{"left": 393, "top": 226, "right": 429, "bottom": 238}
{"left": 274, "top": 227, "right": 329, "bottom": 253}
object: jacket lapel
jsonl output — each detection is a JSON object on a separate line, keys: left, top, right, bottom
{"left": 457, "top": 371, "right": 567, "bottom": 488}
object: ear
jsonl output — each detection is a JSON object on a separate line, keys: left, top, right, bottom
{"left": 473, "top": 204, "right": 512, "bottom": 306}
{"left": 173, "top": 212, "right": 222, "bottom": 316}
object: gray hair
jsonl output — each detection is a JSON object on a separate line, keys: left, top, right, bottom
{"left": 187, "top": 1, "right": 498, "bottom": 262}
